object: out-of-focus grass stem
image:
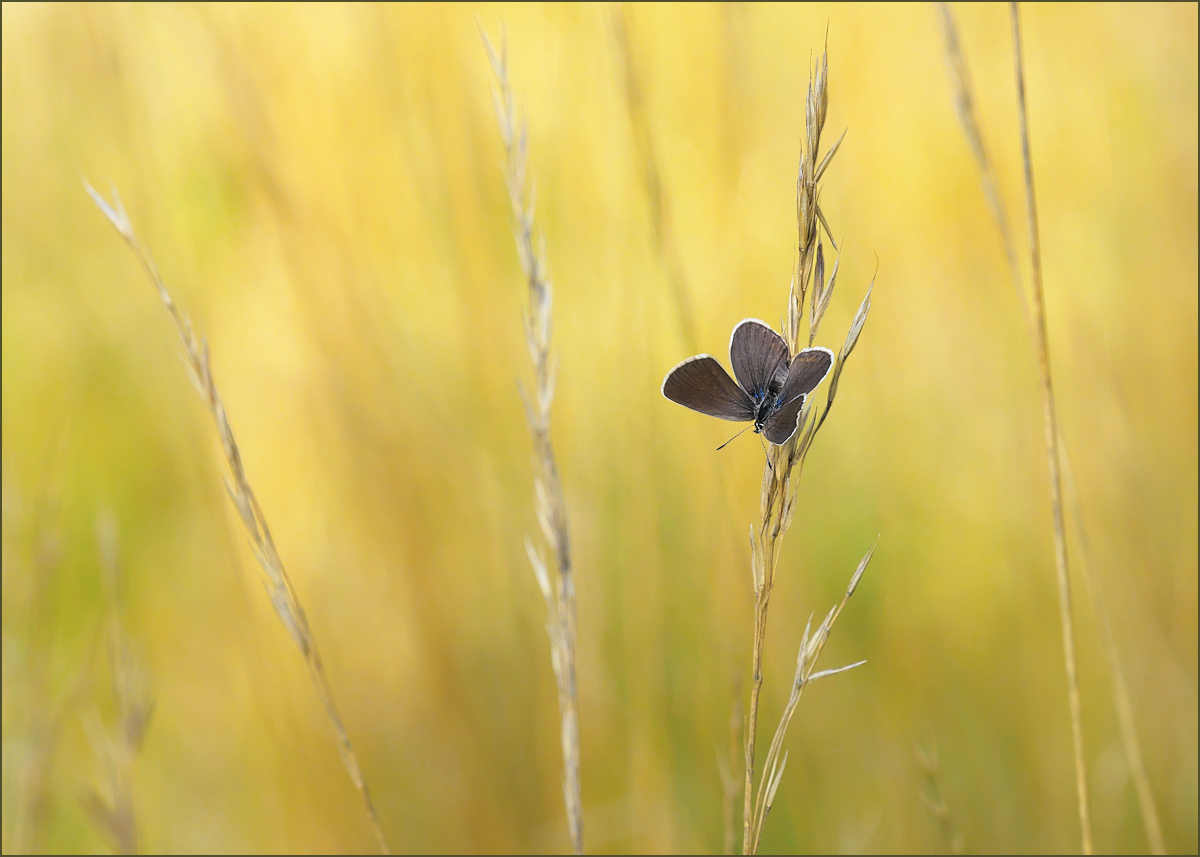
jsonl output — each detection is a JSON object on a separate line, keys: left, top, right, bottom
{"left": 84, "top": 183, "right": 391, "bottom": 855}
{"left": 80, "top": 513, "right": 153, "bottom": 855}
{"left": 717, "top": 672, "right": 743, "bottom": 855}
{"left": 937, "top": 5, "right": 1163, "bottom": 850}
{"left": 915, "top": 739, "right": 964, "bottom": 854}
{"left": 610, "top": 18, "right": 754, "bottom": 834}
{"left": 482, "top": 29, "right": 583, "bottom": 856}
{"left": 1010, "top": 5, "right": 1092, "bottom": 852}
{"left": 934, "top": 3, "right": 1028, "bottom": 322}
{"left": 612, "top": 5, "right": 697, "bottom": 354}
{"left": 1062, "top": 452, "right": 1166, "bottom": 854}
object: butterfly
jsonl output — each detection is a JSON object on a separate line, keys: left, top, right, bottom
{"left": 662, "top": 319, "right": 833, "bottom": 445}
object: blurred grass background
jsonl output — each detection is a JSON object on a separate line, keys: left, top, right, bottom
{"left": 2, "top": 2, "right": 1196, "bottom": 853}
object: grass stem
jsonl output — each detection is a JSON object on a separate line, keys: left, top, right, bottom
{"left": 1010, "top": 6, "right": 1092, "bottom": 852}
{"left": 739, "top": 45, "right": 874, "bottom": 854}
{"left": 85, "top": 182, "right": 391, "bottom": 854}
{"left": 939, "top": 5, "right": 1161, "bottom": 850}
{"left": 483, "top": 29, "right": 584, "bottom": 855}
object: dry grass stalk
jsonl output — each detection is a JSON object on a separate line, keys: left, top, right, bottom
{"left": 482, "top": 31, "right": 583, "bottom": 856}
{"left": 84, "top": 182, "right": 391, "bottom": 854}
{"left": 741, "top": 46, "right": 874, "bottom": 855}
{"left": 937, "top": 5, "right": 1162, "bottom": 851}
{"left": 934, "top": 2, "right": 1028, "bottom": 323}
{"left": 1010, "top": 5, "right": 1092, "bottom": 852}
{"left": 747, "top": 543, "right": 874, "bottom": 853}
{"left": 914, "top": 739, "right": 964, "bottom": 854}
{"left": 80, "top": 512, "right": 154, "bottom": 855}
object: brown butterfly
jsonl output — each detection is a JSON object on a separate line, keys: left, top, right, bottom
{"left": 662, "top": 319, "right": 833, "bottom": 445}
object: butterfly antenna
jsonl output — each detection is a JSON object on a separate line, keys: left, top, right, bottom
{"left": 716, "top": 424, "right": 753, "bottom": 451}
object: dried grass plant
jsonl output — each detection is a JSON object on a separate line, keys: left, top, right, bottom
{"left": 84, "top": 183, "right": 391, "bottom": 854}
{"left": 741, "top": 46, "right": 876, "bottom": 855}
{"left": 79, "top": 512, "right": 153, "bottom": 855}
{"left": 482, "top": 31, "right": 583, "bottom": 856}
{"left": 937, "top": 4, "right": 1165, "bottom": 852}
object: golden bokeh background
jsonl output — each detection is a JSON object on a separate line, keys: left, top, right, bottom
{"left": 2, "top": 3, "right": 1196, "bottom": 853}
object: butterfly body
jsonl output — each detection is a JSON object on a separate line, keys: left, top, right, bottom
{"left": 751, "top": 383, "right": 784, "bottom": 436}
{"left": 662, "top": 319, "right": 833, "bottom": 446}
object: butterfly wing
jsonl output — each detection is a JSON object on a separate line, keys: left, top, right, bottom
{"left": 762, "top": 393, "right": 806, "bottom": 444}
{"left": 662, "top": 355, "right": 756, "bottom": 421}
{"left": 761, "top": 347, "right": 834, "bottom": 444}
{"left": 729, "top": 319, "right": 790, "bottom": 398}
{"left": 780, "top": 347, "right": 834, "bottom": 401}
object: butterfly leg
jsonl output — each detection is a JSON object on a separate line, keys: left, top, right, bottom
{"left": 759, "top": 434, "right": 774, "bottom": 472}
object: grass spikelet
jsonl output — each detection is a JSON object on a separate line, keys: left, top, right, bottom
{"left": 83, "top": 182, "right": 391, "bottom": 854}
{"left": 482, "top": 29, "right": 583, "bottom": 856}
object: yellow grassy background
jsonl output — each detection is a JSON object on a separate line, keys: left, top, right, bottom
{"left": 2, "top": 3, "right": 1196, "bottom": 853}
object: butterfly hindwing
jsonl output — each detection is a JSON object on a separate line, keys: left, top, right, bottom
{"left": 779, "top": 347, "right": 834, "bottom": 402}
{"left": 761, "top": 347, "right": 834, "bottom": 445}
{"left": 762, "top": 393, "right": 806, "bottom": 444}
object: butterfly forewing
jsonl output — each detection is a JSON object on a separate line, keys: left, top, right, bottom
{"left": 662, "top": 355, "right": 756, "bottom": 421}
{"left": 729, "top": 319, "right": 790, "bottom": 398}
